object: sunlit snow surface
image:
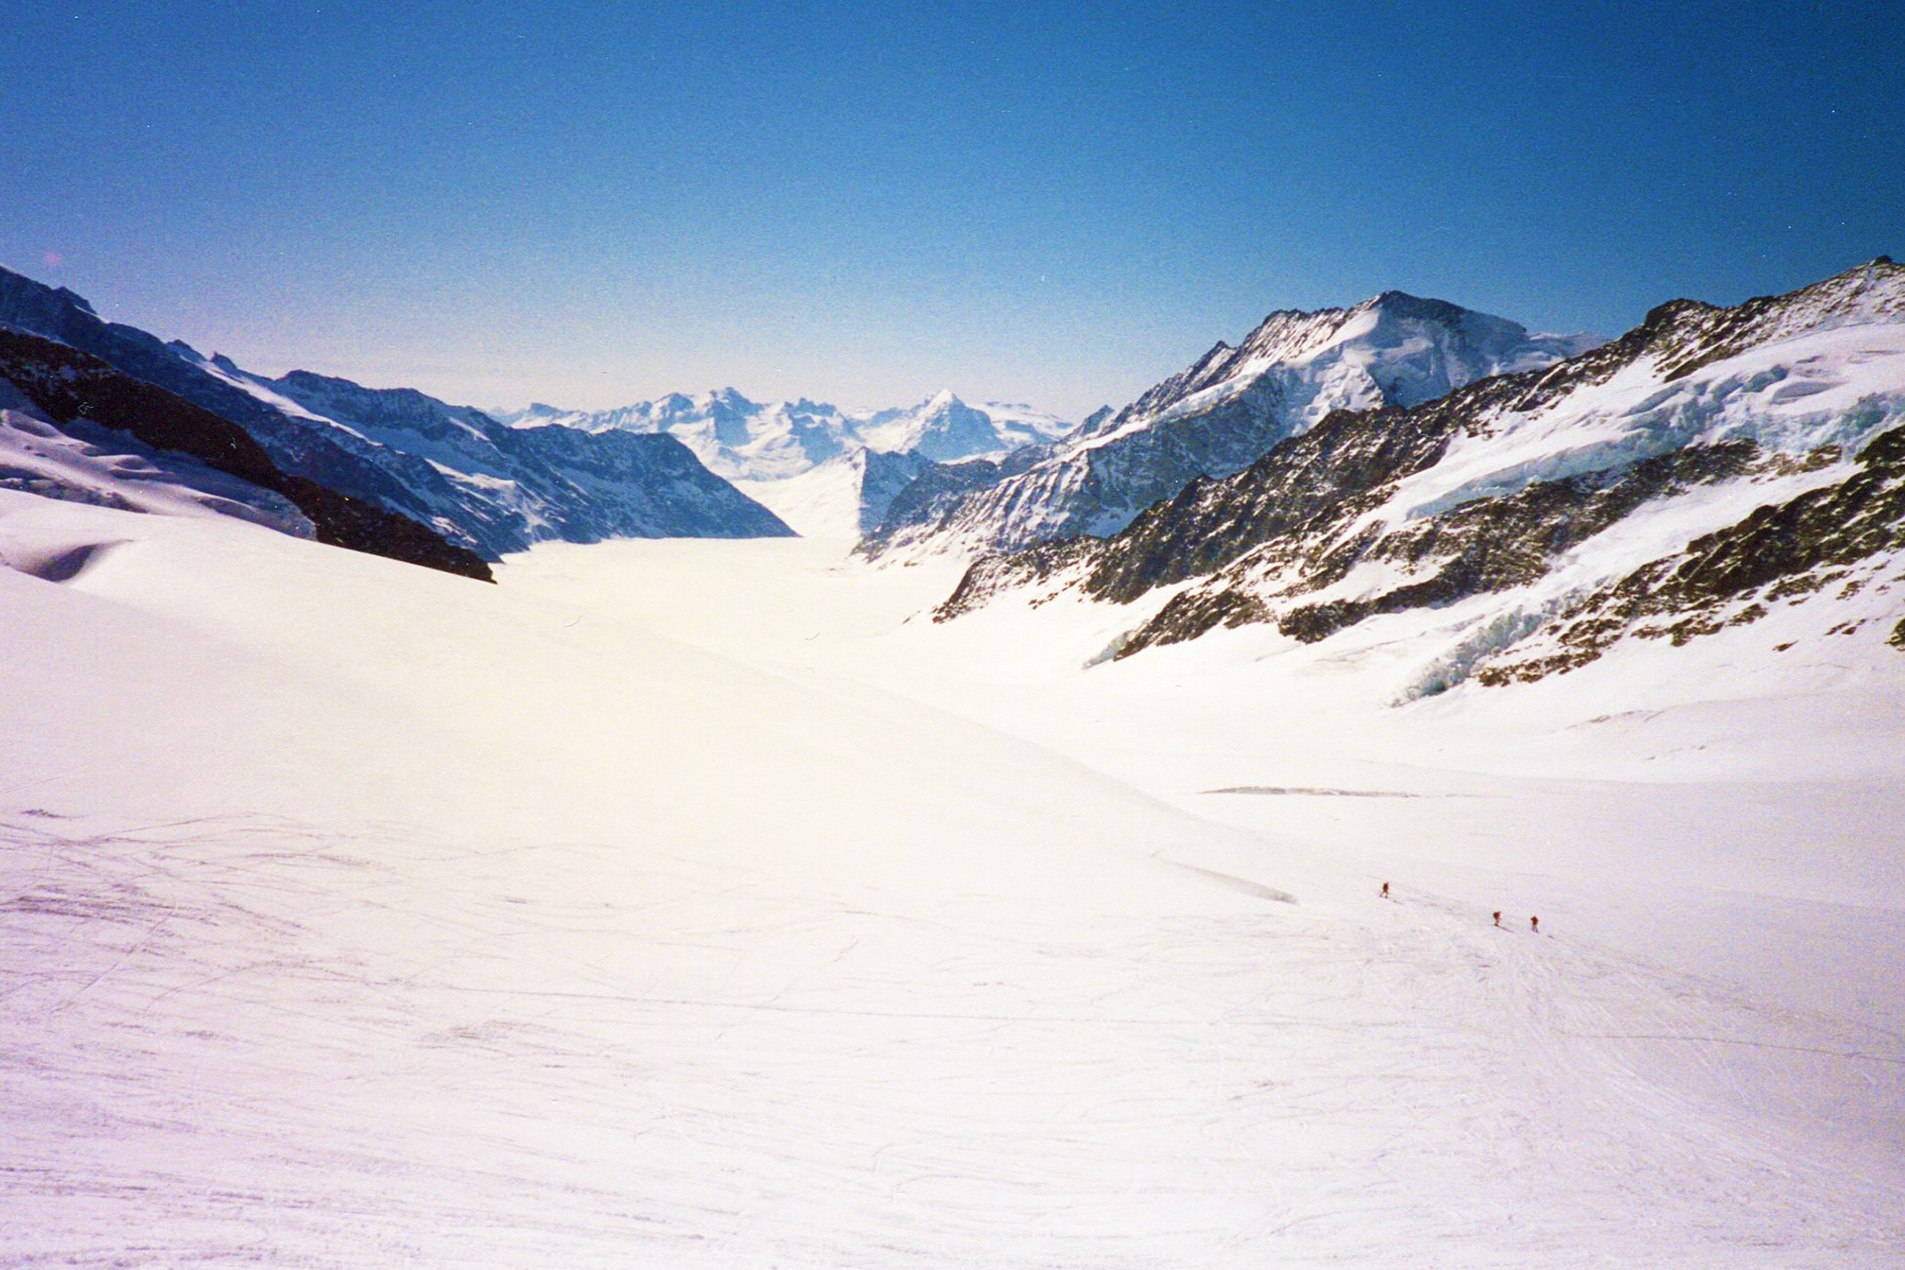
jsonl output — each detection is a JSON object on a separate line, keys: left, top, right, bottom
{"left": 4, "top": 501, "right": 1903, "bottom": 1265}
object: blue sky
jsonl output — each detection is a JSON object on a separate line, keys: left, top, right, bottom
{"left": 3, "top": 1, "right": 1901, "bottom": 416}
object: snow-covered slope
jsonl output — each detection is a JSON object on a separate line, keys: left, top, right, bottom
{"left": 0, "top": 380, "right": 308, "bottom": 537}
{"left": 502, "top": 388, "right": 862, "bottom": 481}
{"left": 938, "top": 259, "right": 1905, "bottom": 699}
{"left": 865, "top": 293, "right": 1599, "bottom": 559}
{"left": 0, "top": 327, "right": 492, "bottom": 579}
{"left": 0, "top": 266, "right": 793, "bottom": 557}
{"left": 0, "top": 267, "right": 496, "bottom": 541}
{"left": 734, "top": 446, "right": 935, "bottom": 541}
{"left": 854, "top": 389, "right": 1071, "bottom": 463}
{"left": 5, "top": 490, "right": 1899, "bottom": 1264}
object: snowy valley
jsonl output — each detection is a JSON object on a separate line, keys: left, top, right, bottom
{"left": 3, "top": 261, "right": 1903, "bottom": 1265}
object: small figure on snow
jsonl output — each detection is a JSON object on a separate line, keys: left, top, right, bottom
{"left": 1492, "top": 911, "right": 1501, "bottom": 928}
{"left": 1530, "top": 915, "right": 1540, "bottom": 934}
{"left": 1380, "top": 882, "right": 1390, "bottom": 899}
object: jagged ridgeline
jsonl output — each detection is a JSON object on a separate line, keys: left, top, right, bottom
{"left": 0, "top": 265, "right": 793, "bottom": 567}
{"left": 936, "top": 259, "right": 1905, "bottom": 690}
{"left": 862, "top": 291, "right": 1600, "bottom": 559}
{"left": 0, "top": 328, "right": 495, "bottom": 580}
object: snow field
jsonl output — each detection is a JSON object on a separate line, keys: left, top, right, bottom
{"left": 3, "top": 502, "right": 1903, "bottom": 1263}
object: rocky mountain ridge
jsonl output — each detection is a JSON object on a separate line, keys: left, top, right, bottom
{"left": 0, "top": 328, "right": 493, "bottom": 580}
{"left": 0, "top": 265, "right": 793, "bottom": 559}
{"left": 205, "top": 360, "right": 793, "bottom": 553}
{"left": 863, "top": 291, "right": 1599, "bottom": 561}
{"left": 935, "top": 259, "right": 1905, "bottom": 693}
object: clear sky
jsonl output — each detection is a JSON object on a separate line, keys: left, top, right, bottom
{"left": 3, "top": 1, "right": 1901, "bottom": 418}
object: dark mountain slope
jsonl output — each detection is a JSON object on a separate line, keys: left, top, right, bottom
{"left": 935, "top": 259, "right": 1905, "bottom": 692}
{"left": 0, "top": 329, "right": 492, "bottom": 580}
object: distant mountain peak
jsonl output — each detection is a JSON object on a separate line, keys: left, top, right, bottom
{"left": 929, "top": 257, "right": 1905, "bottom": 700}
{"left": 507, "top": 387, "right": 1071, "bottom": 484}
{"left": 50, "top": 285, "right": 96, "bottom": 316}
{"left": 865, "top": 288, "right": 1602, "bottom": 560}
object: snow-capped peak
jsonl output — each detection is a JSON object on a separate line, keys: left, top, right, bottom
{"left": 490, "top": 388, "right": 1073, "bottom": 483}
{"left": 866, "top": 290, "right": 1602, "bottom": 559}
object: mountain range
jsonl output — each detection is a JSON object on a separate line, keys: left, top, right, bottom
{"left": 499, "top": 389, "right": 1075, "bottom": 538}
{"left": 0, "top": 326, "right": 492, "bottom": 580}
{"left": 9, "top": 249, "right": 1903, "bottom": 692}
{"left": 497, "top": 389, "right": 1071, "bottom": 480}
{"left": 863, "top": 292, "right": 1600, "bottom": 560}
{"left": 0, "top": 260, "right": 1092, "bottom": 566}
{"left": 935, "top": 258, "right": 1905, "bottom": 695}
{"left": 0, "top": 266, "right": 794, "bottom": 570}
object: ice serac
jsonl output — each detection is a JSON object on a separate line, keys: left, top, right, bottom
{"left": 936, "top": 259, "right": 1905, "bottom": 691}
{"left": 865, "top": 293, "right": 1601, "bottom": 559}
{"left": 0, "top": 265, "right": 792, "bottom": 558}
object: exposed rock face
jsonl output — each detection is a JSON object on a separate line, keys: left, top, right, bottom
{"left": 871, "top": 292, "right": 1599, "bottom": 560}
{"left": 936, "top": 260, "right": 1905, "bottom": 690}
{"left": 0, "top": 268, "right": 451, "bottom": 531}
{"left": 1479, "top": 423, "right": 1905, "bottom": 684}
{"left": 0, "top": 329, "right": 493, "bottom": 580}
{"left": 0, "top": 267, "right": 793, "bottom": 558}
{"left": 854, "top": 448, "right": 938, "bottom": 535}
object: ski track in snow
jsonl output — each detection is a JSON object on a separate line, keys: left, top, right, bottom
{"left": 8, "top": 813, "right": 1899, "bottom": 1266}
{"left": 3, "top": 518, "right": 1903, "bottom": 1264}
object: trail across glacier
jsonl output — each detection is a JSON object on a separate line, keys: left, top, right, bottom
{"left": 4, "top": 505, "right": 1903, "bottom": 1264}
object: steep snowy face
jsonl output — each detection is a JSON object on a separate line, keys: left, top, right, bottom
{"left": 1089, "top": 292, "right": 1597, "bottom": 445}
{"left": 865, "top": 293, "right": 1599, "bottom": 559}
{"left": 937, "top": 259, "right": 1905, "bottom": 696}
{"left": 506, "top": 389, "right": 1072, "bottom": 483}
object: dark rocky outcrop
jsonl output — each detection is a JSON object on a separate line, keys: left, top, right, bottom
{"left": 933, "top": 259, "right": 1905, "bottom": 686}
{"left": 0, "top": 329, "right": 493, "bottom": 580}
{"left": 1480, "top": 422, "right": 1905, "bottom": 683}
{"left": 0, "top": 266, "right": 794, "bottom": 557}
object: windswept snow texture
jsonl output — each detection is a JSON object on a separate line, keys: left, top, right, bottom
{"left": 865, "top": 292, "right": 1599, "bottom": 558}
{"left": 0, "top": 265, "right": 792, "bottom": 558}
{"left": 939, "top": 259, "right": 1905, "bottom": 695}
{"left": 501, "top": 388, "right": 1072, "bottom": 483}
{"left": 3, "top": 496, "right": 1899, "bottom": 1265}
